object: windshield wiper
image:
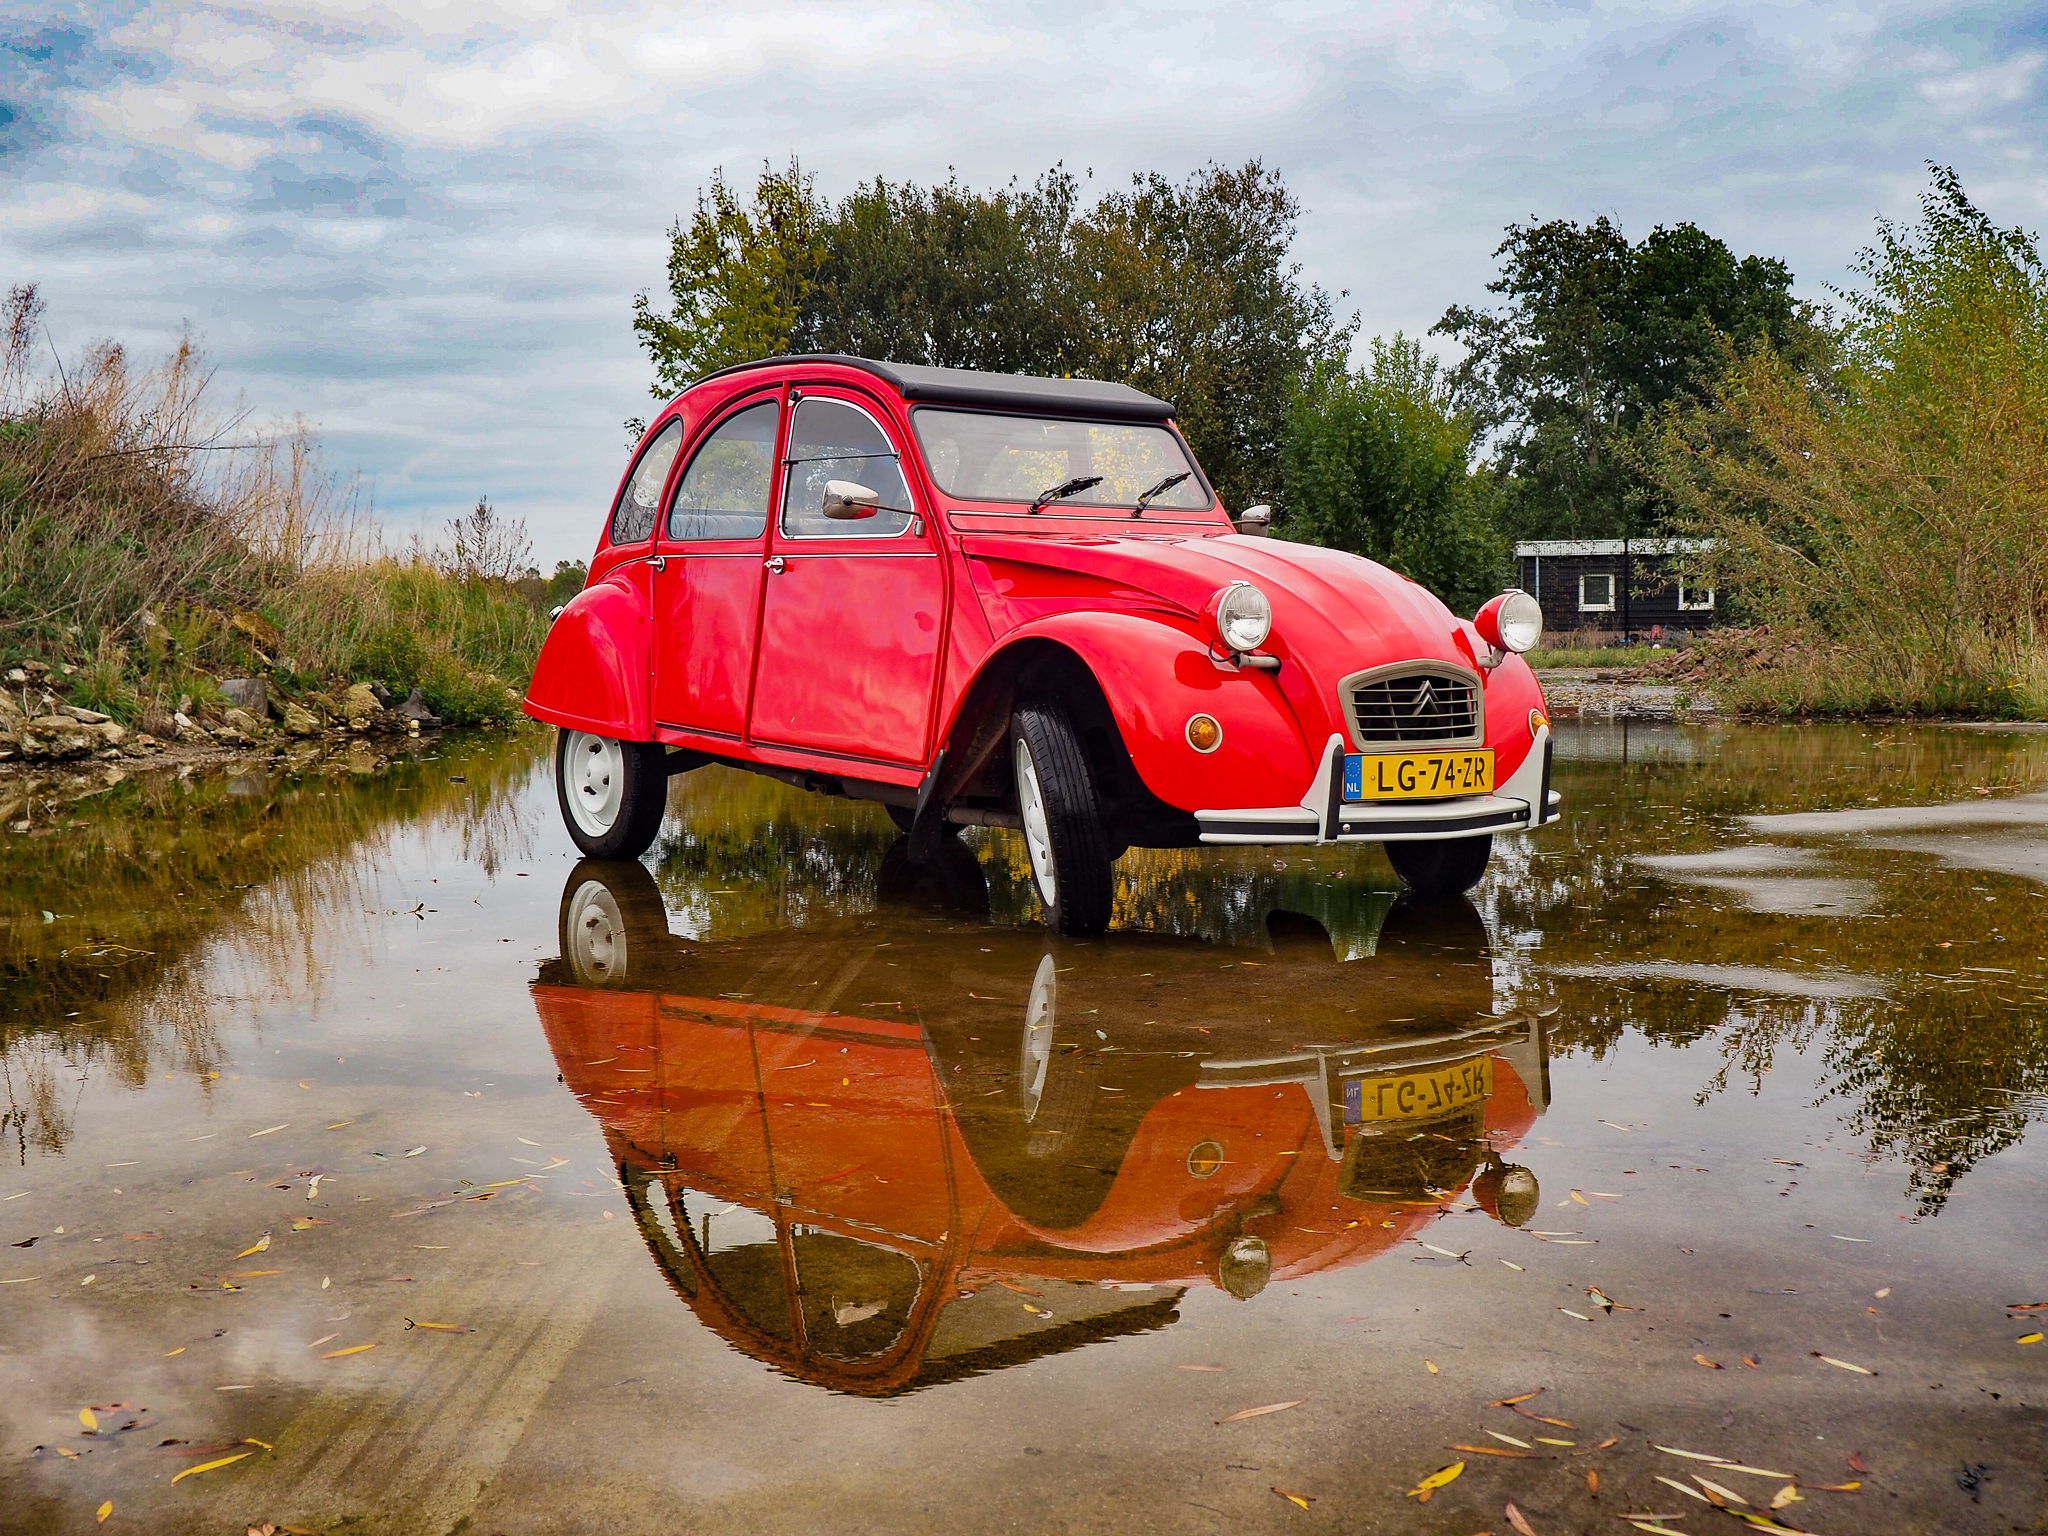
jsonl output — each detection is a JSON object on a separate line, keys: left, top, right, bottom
{"left": 1130, "top": 471, "right": 1191, "bottom": 517}
{"left": 1028, "top": 475, "right": 1103, "bottom": 514}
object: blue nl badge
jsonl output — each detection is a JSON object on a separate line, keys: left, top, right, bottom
{"left": 1342, "top": 754, "right": 1362, "bottom": 800}
{"left": 1343, "top": 1078, "right": 1362, "bottom": 1124}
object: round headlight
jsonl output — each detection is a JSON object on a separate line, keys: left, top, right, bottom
{"left": 1210, "top": 582, "right": 1273, "bottom": 654}
{"left": 1474, "top": 589, "right": 1543, "bottom": 655}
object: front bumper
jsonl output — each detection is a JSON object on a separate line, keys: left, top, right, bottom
{"left": 1194, "top": 727, "right": 1560, "bottom": 846}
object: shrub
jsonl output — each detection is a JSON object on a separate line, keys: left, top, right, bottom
{"left": 350, "top": 624, "right": 427, "bottom": 696}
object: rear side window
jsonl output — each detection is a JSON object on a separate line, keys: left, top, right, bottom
{"left": 668, "top": 400, "right": 780, "bottom": 541}
{"left": 610, "top": 419, "right": 683, "bottom": 545}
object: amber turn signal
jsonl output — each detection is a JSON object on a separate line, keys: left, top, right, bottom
{"left": 1185, "top": 714, "right": 1222, "bottom": 753}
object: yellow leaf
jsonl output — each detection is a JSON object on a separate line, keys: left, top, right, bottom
{"left": 2018, "top": 1332, "right": 2043, "bottom": 1344}
{"left": 97, "top": 1501, "right": 111, "bottom": 1523}
{"left": 79, "top": 1407, "right": 97, "bottom": 1432}
{"left": 243, "top": 1437, "right": 274, "bottom": 1449}
{"left": 1425, "top": 1359, "right": 1439, "bottom": 1374}
{"left": 169, "top": 1450, "right": 255, "bottom": 1484}
{"left": 1272, "top": 1487, "right": 1313, "bottom": 1508}
{"left": 1813, "top": 1353, "right": 1875, "bottom": 1374}
{"left": 234, "top": 1234, "right": 271, "bottom": 1258}
{"left": 1405, "top": 1461, "right": 1464, "bottom": 1498}
{"left": 321, "top": 1343, "right": 376, "bottom": 1358}
{"left": 163, "top": 1347, "right": 185, "bottom": 1357}
{"left": 1771, "top": 1485, "right": 1803, "bottom": 1510}
{"left": 1570, "top": 1190, "right": 1590, "bottom": 1205}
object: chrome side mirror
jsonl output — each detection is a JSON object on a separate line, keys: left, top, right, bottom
{"left": 1236, "top": 503, "right": 1272, "bottom": 536}
{"left": 821, "top": 479, "right": 881, "bottom": 520}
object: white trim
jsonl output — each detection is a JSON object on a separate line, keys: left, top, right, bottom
{"left": 1578, "top": 572, "right": 1616, "bottom": 612}
{"left": 1514, "top": 538, "right": 1719, "bottom": 557}
{"left": 1678, "top": 582, "right": 1716, "bottom": 611}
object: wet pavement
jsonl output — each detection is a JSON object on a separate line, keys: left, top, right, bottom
{"left": 2, "top": 720, "right": 2045, "bottom": 1534}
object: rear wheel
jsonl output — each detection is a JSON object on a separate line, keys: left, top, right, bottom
{"left": 1384, "top": 834, "right": 1493, "bottom": 897}
{"left": 556, "top": 729, "right": 667, "bottom": 860}
{"left": 1012, "top": 703, "right": 1114, "bottom": 936}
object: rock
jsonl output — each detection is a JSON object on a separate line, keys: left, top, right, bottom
{"left": 343, "top": 682, "right": 382, "bottom": 723}
{"left": 0, "top": 694, "right": 21, "bottom": 731}
{"left": 176, "top": 694, "right": 194, "bottom": 716}
{"left": 21, "top": 718, "right": 96, "bottom": 760}
{"left": 220, "top": 677, "right": 269, "bottom": 717}
{"left": 230, "top": 609, "right": 284, "bottom": 658}
{"left": 59, "top": 705, "right": 111, "bottom": 725}
{"left": 172, "top": 711, "right": 211, "bottom": 743}
{"left": 215, "top": 727, "right": 250, "bottom": 747}
{"left": 21, "top": 660, "right": 48, "bottom": 678}
{"left": 398, "top": 688, "right": 442, "bottom": 729}
{"left": 222, "top": 707, "right": 264, "bottom": 735}
{"left": 92, "top": 721, "right": 126, "bottom": 747}
{"left": 3, "top": 668, "right": 24, "bottom": 685}
{"left": 367, "top": 681, "right": 395, "bottom": 708}
{"left": 281, "top": 702, "right": 320, "bottom": 738}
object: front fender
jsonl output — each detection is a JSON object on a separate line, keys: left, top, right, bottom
{"left": 968, "top": 613, "right": 1320, "bottom": 813}
{"left": 522, "top": 570, "right": 652, "bottom": 741}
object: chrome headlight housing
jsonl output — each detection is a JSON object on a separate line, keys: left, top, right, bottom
{"left": 1208, "top": 581, "right": 1273, "bottom": 654}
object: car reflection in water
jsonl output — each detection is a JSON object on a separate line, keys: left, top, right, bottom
{"left": 532, "top": 853, "right": 1549, "bottom": 1396}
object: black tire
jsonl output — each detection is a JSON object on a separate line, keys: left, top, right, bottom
{"left": 555, "top": 729, "right": 668, "bottom": 860}
{"left": 1384, "top": 834, "right": 1493, "bottom": 897}
{"left": 557, "top": 857, "right": 672, "bottom": 987}
{"left": 1011, "top": 703, "right": 1114, "bottom": 936}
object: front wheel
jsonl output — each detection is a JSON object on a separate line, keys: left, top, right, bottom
{"left": 1384, "top": 833, "right": 1493, "bottom": 897}
{"left": 556, "top": 729, "right": 668, "bottom": 859}
{"left": 1012, "top": 704, "right": 1114, "bottom": 936}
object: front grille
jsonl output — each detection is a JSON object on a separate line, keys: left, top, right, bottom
{"left": 1347, "top": 669, "right": 1481, "bottom": 746}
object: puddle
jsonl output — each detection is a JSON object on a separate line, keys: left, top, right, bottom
{"left": 3, "top": 720, "right": 2047, "bottom": 1533}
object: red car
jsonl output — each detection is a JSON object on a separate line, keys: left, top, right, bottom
{"left": 534, "top": 861, "right": 1547, "bottom": 1395}
{"left": 525, "top": 355, "right": 1558, "bottom": 932}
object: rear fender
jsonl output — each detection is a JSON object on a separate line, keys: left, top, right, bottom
{"left": 522, "top": 568, "right": 652, "bottom": 741}
{"left": 942, "top": 613, "right": 1318, "bottom": 816}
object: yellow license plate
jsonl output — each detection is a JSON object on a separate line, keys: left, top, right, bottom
{"left": 1345, "top": 748, "right": 1493, "bottom": 800}
{"left": 1345, "top": 1056, "right": 1493, "bottom": 1123}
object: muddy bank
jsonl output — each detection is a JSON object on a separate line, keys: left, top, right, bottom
{"left": 1537, "top": 666, "right": 1717, "bottom": 720}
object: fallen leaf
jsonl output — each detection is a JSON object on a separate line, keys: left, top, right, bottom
{"left": 1512, "top": 1405, "right": 1576, "bottom": 1428}
{"left": 1021, "top": 1302, "right": 1049, "bottom": 1317}
{"left": 1217, "top": 1400, "right": 1304, "bottom": 1424}
{"left": 1656, "top": 1476, "right": 1713, "bottom": 1504}
{"left": 1587, "top": 1470, "right": 1599, "bottom": 1495}
{"left": 1570, "top": 1191, "right": 1590, "bottom": 1206}
{"left": 2018, "top": 1332, "right": 2044, "bottom": 1344}
{"left": 1846, "top": 1453, "right": 1869, "bottom": 1473}
{"left": 1808, "top": 1481, "right": 1861, "bottom": 1492}
{"left": 1560, "top": 1308, "right": 1592, "bottom": 1321}
{"left": 1771, "top": 1486, "right": 1802, "bottom": 1510}
{"left": 1712, "top": 1465, "right": 1797, "bottom": 1479}
{"left": 1873, "top": 1287, "right": 1890, "bottom": 1299}
{"left": 1176, "top": 1364, "right": 1226, "bottom": 1372}
{"left": 1626, "top": 1524, "right": 1692, "bottom": 1536}
{"left": 1486, "top": 1430, "right": 1533, "bottom": 1448}
{"left": 402, "top": 1319, "right": 472, "bottom": 1332}
{"left": 247, "top": 1125, "right": 288, "bottom": 1139}
{"left": 1451, "top": 1444, "right": 1540, "bottom": 1458}
{"left": 97, "top": 1501, "right": 111, "bottom": 1523}
{"left": 1405, "top": 1461, "right": 1464, "bottom": 1501}
{"left": 163, "top": 1347, "right": 184, "bottom": 1357}
{"left": 79, "top": 1407, "right": 98, "bottom": 1432}
{"left": 1501, "top": 1260, "right": 1525, "bottom": 1271}
{"left": 321, "top": 1343, "right": 375, "bottom": 1359}
{"left": 1272, "top": 1487, "right": 1314, "bottom": 1508}
{"left": 234, "top": 1234, "right": 271, "bottom": 1258}
{"left": 1657, "top": 1446, "right": 1735, "bottom": 1465}
{"left": 994, "top": 1279, "right": 1043, "bottom": 1297}
{"left": 169, "top": 1450, "right": 255, "bottom": 1484}
{"left": 1695, "top": 1354, "right": 1724, "bottom": 1369}
{"left": 1490, "top": 1389, "right": 1545, "bottom": 1406}
{"left": 1811, "top": 1353, "right": 1875, "bottom": 1374}
{"left": 1504, "top": 1498, "right": 1539, "bottom": 1536}
{"left": 1426, "top": 1359, "right": 1440, "bottom": 1374}
{"left": 1743, "top": 1355, "right": 1762, "bottom": 1368}
{"left": 404, "top": 1146, "right": 427, "bottom": 1158}
{"left": 1694, "top": 1475, "right": 1750, "bottom": 1506}
{"left": 1535, "top": 1437, "right": 1575, "bottom": 1446}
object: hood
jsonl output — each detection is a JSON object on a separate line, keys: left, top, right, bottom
{"left": 958, "top": 530, "right": 1484, "bottom": 677}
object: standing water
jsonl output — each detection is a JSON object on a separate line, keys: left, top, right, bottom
{"left": 2, "top": 721, "right": 2044, "bottom": 1533}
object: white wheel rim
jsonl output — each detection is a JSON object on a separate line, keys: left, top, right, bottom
{"left": 563, "top": 731, "right": 625, "bottom": 836}
{"left": 1018, "top": 954, "right": 1057, "bottom": 1122}
{"left": 565, "top": 879, "right": 627, "bottom": 984}
{"left": 1015, "top": 736, "right": 1056, "bottom": 907}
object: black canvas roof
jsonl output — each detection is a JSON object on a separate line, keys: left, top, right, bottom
{"left": 695, "top": 354, "right": 1175, "bottom": 422}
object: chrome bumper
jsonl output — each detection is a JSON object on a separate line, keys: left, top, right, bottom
{"left": 1194, "top": 727, "right": 1560, "bottom": 846}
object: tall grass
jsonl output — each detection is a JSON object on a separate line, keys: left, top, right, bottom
{"left": 0, "top": 285, "right": 549, "bottom": 725}
{"left": 1651, "top": 168, "right": 2048, "bottom": 717}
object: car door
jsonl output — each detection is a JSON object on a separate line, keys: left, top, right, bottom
{"left": 651, "top": 394, "right": 782, "bottom": 741}
{"left": 748, "top": 392, "right": 946, "bottom": 765}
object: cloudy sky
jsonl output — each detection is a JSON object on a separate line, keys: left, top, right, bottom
{"left": 5, "top": 1, "right": 2045, "bottom": 564}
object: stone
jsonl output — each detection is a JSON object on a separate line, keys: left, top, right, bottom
{"left": 222, "top": 707, "right": 263, "bottom": 735}
{"left": 343, "top": 682, "right": 382, "bottom": 723}
{"left": 176, "top": 694, "right": 194, "bottom": 716}
{"left": 367, "top": 681, "right": 395, "bottom": 709}
{"left": 172, "top": 711, "right": 211, "bottom": 743}
{"left": 398, "top": 688, "right": 442, "bottom": 729}
{"left": 0, "top": 693, "right": 21, "bottom": 730}
{"left": 92, "top": 721, "right": 126, "bottom": 747}
{"left": 220, "top": 677, "right": 269, "bottom": 717}
{"left": 21, "top": 660, "right": 48, "bottom": 677}
{"left": 59, "top": 705, "right": 111, "bottom": 725}
{"left": 22, "top": 718, "right": 96, "bottom": 760}
{"left": 281, "top": 702, "right": 320, "bottom": 738}
{"left": 214, "top": 727, "right": 250, "bottom": 747}
{"left": 4, "top": 668, "right": 24, "bottom": 684}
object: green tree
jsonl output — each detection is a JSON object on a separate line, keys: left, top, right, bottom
{"left": 635, "top": 159, "right": 1348, "bottom": 515}
{"left": 1280, "top": 335, "right": 1504, "bottom": 611}
{"left": 1652, "top": 165, "right": 2048, "bottom": 715}
{"left": 631, "top": 159, "right": 827, "bottom": 397}
{"left": 1437, "top": 216, "right": 1810, "bottom": 540}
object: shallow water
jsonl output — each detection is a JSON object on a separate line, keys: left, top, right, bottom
{"left": 3, "top": 720, "right": 2046, "bottom": 1534}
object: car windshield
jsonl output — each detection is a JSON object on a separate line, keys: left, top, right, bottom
{"left": 911, "top": 409, "right": 1211, "bottom": 513}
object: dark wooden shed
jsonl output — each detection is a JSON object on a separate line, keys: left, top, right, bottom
{"left": 1513, "top": 539, "right": 1725, "bottom": 639}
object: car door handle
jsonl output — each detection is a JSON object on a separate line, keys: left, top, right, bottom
{"left": 765, "top": 555, "right": 786, "bottom": 574}
{"left": 648, "top": 556, "right": 667, "bottom": 572}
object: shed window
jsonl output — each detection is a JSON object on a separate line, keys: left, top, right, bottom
{"left": 1678, "top": 582, "right": 1715, "bottom": 611}
{"left": 1579, "top": 572, "right": 1615, "bottom": 612}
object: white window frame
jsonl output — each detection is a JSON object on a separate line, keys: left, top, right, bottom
{"left": 1578, "top": 571, "right": 1616, "bottom": 613}
{"left": 1678, "top": 582, "right": 1715, "bottom": 611}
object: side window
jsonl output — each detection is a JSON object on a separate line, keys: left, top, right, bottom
{"left": 1579, "top": 572, "right": 1615, "bottom": 612}
{"left": 610, "top": 419, "right": 684, "bottom": 546}
{"left": 782, "top": 398, "right": 914, "bottom": 539}
{"left": 668, "top": 400, "right": 779, "bottom": 541}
